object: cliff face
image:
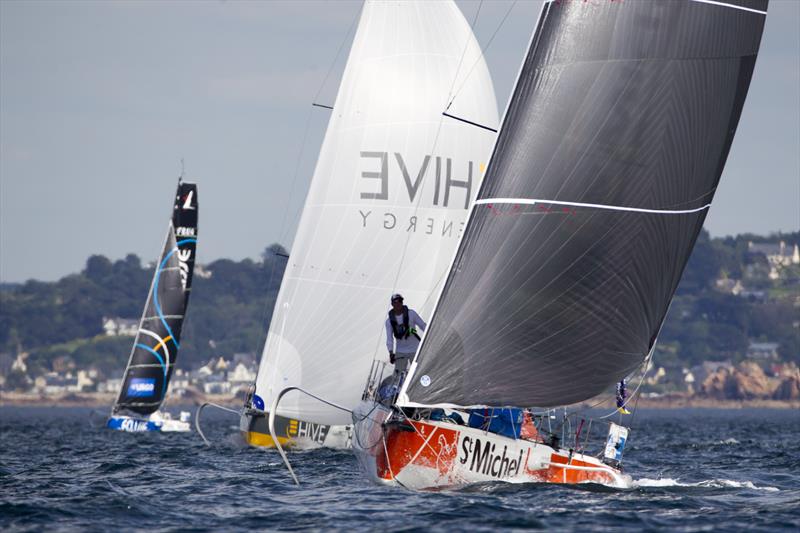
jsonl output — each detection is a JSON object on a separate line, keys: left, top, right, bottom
{"left": 773, "top": 365, "right": 800, "bottom": 400}
{"left": 701, "top": 362, "right": 800, "bottom": 400}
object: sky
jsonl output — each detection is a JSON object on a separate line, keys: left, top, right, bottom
{"left": 1, "top": 0, "right": 798, "bottom": 283}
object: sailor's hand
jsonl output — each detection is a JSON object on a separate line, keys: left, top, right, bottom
{"left": 389, "top": 352, "right": 396, "bottom": 364}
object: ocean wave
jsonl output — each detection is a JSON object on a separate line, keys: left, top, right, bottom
{"left": 633, "top": 477, "right": 779, "bottom": 492}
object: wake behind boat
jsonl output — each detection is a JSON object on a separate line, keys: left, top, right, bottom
{"left": 241, "top": 0, "right": 498, "bottom": 449}
{"left": 108, "top": 179, "right": 198, "bottom": 433}
{"left": 353, "top": 0, "right": 767, "bottom": 490}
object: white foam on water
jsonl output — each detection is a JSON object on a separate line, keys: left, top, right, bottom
{"left": 717, "top": 438, "right": 741, "bottom": 445}
{"left": 633, "top": 478, "right": 779, "bottom": 492}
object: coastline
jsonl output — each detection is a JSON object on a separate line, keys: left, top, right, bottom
{"left": 1, "top": 391, "right": 798, "bottom": 410}
{"left": 580, "top": 393, "right": 799, "bottom": 410}
{"left": 0, "top": 392, "right": 243, "bottom": 409}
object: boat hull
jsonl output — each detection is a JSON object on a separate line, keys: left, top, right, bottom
{"left": 240, "top": 410, "right": 352, "bottom": 450}
{"left": 352, "top": 401, "right": 631, "bottom": 490}
{"left": 107, "top": 413, "right": 190, "bottom": 433}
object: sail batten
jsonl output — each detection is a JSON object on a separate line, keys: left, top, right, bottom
{"left": 400, "top": 0, "right": 767, "bottom": 409}
{"left": 474, "top": 198, "right": 712, "bottom": 215}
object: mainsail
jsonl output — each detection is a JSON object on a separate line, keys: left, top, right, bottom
{"left": 253, "top": 0, "right": 498, "bottom": 426}
{"left": 400, "top": 0, "right": 767, "bottom": 409}
{"left": 113, "top": 181, "right": 198, "bottom": 415}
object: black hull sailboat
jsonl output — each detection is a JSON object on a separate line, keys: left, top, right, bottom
{"left": 108, "top": 180, "right": 198, "bottom": 432}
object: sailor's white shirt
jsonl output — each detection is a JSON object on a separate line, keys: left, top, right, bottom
{"left": 385, "top": 308, "right": 427, "bottom": 354}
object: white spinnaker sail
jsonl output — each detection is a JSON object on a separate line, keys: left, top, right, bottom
{"left": 254, "top": 0, "right": 498, "bottom": 426}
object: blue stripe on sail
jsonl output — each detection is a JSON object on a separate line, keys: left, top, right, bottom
{"left": 135, "top": 343, "right": 168, "bottom": 395}
{"left": 152, "top": 238, "right": 196, "bottom": 350}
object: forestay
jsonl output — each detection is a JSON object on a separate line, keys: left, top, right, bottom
{"left": 254, "top": 0, "right": 498, "bottom": 426}
{"left": 113, "top": 181, "right": 198, "bottom": 415}
{"left": 400, "top": 0, "right": 767, "bottom": 409}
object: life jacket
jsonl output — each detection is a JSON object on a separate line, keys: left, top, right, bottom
{"left": 389, "top": 305, "right": 413, "bottom": 340}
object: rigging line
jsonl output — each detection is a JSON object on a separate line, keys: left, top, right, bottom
{"left": 195, "top": 402, "right": 241, "bottom": 447}
{"left": 276, "top": 0, "right": 361, "bottom": 246}
{"left": 444, "top": 0, "right": 483, "bottom": 108}
{"left": 257, "top": 3, "right": 363, "bottom": 364}
{"left": 312, "top": 3, "right": 362, "bottom": 105}
{"left": 311, "top": 103, "right": 333, "bottom": 110}
{"left": 279, "top": 0, "right": 362, "bottom": 245}
{"left": 377, "top": 2, "right": 492, "bottom": 364}
{"left": 448, "top": 0, "right": 518, "bottom": 108}
{"left": 574, "top": 347, "right": 652, "bottom": 416}
{"left": 596, "top": 353, "right": 653, "bottom": 420}
{"left": 268, "top": 386, "right": 354, "bottom": 485}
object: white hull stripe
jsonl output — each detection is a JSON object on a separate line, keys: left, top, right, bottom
{"left": 474, "top": 198, "right": 711, "bottom": 215}
{"left": 689, "top": 0, "right": 767, "bottom": 16}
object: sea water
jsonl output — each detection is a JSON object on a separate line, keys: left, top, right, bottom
{"left": 1, "top": 407, "right": 798, "bottom": 531}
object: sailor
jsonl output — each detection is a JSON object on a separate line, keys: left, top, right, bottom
{"left": 385, "top": 293, "right": 426, "bottom": 376}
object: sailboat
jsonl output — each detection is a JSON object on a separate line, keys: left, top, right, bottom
{"left": 353, "top": 0, "right": 767, "bottom": 489}
{"left": 241, "top": 0, "right": 499, "bottom": 449}
{"left": 108, "top": 179, "right": 198, "bottom": 432}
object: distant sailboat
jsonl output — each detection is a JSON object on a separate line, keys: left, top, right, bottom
{"left": 108, "top": 179, "right": 198, "bottom": 432}
{"left": 241, "top": 0, "right": 499, "bottom": 449}
{"left": 353, "top": 0, "right": 767, "bottom": 489}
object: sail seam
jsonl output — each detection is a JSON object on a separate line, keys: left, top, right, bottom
{"left": 474, "top": 198, "right": 711, "bottom": 215}
{"left": 285, "top": 276, "right": 408, "bottom": 292}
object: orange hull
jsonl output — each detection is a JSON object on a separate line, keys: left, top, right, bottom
{"left": 353, "top": 402, "right": 630, "bottom": 490}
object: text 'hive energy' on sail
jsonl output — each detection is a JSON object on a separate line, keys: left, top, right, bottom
{"left": 252, "top": 0, "right": 499, "bottom": 427}
{"left": 399, "top": 0, "right": 768, "bottom": 410}
{"left": 113, "top": 181, "right": 198, "bottom": 416}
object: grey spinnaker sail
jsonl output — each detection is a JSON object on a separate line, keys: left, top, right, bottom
{"left": 113, "top": 181, "right": 198, "bottom": 416}
{"left": 400, "top": 0, "right": 767, "bottom": 409}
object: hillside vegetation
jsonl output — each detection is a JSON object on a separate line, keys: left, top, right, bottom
{"left": 1, "top": 232, "right": 797, "bottom": 380}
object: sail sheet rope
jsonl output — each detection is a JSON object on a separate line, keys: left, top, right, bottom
{"left": 269, "top": 386, "right": 354, "bottom": 485}
{"left": 195, "top": 402, "right": 242, "bottom": 447}
{"left": 446, "top": 0, "right": 518, "bottom": 112}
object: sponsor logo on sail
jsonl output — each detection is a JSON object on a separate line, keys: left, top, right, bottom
{"left": 459, "top": 436, "right": 523, "bottom": 479}
{"left": 127, "top": 377, "right": 156, "bottom": 397}
{"left": 181, "top": 190, "right": 195, "bottom": 210}
{"left": 357, "top": 151, "right": 484, "bottom": 238}
{"left": 177, "top": 248, "right": 192, "bottom": 289}
{"left": 176, "top": 226, "right": 196, "bottom": 237}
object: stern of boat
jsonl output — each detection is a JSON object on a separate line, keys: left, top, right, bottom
{"left": 240, "top": 408, "right": 351, "bottom": 450}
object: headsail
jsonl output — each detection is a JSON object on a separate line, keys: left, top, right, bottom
{"left": 253, "top": 0, "right": 499, "bottom": 426}
{"left": 113, "top": 181, "right": 198, "bottom": 415}
{"left": 400, "top": 0, "right": 767, "bottom": 409}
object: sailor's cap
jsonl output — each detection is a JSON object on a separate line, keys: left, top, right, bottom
{"left": 390, "top": 293, "right": 404, "bottom": 303}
